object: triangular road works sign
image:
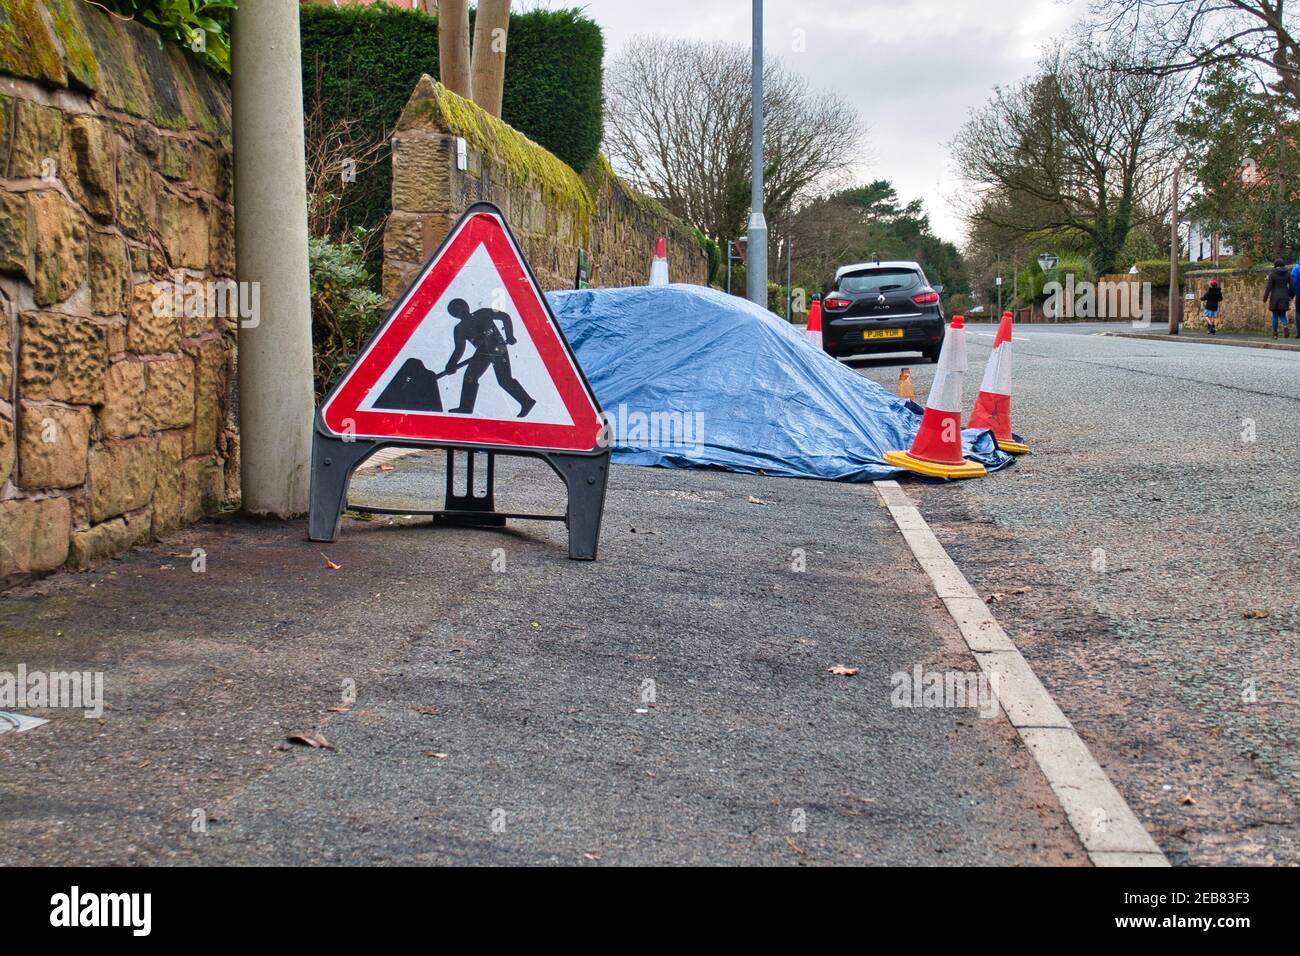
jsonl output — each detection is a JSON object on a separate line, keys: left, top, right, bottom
{"left": 321, "top": 205, "right": 603, "bottom": 453}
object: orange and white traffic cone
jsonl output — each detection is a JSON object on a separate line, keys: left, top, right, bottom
{"left": 649, "top": 237, "right": 669, "bottom": 287}
{"left": 967, "top": 311, "right": 1028, "bottom": 454}
{"left": 884, "top": 315, "right": 987, "bottom": 479}
{"left": 897, "top": 367, "right": 916, "bottom": 400}
{"left": 806, "top": 295, "right": 823, "bottom": 349}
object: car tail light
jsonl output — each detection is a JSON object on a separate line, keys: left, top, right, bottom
{"left": 824, "top": 297, "right": 852, "bottom": 310}
{"left": 912, "top": 291, "right": 940, "bottom": 305}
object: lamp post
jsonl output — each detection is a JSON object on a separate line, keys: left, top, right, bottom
{"left": 746, "top": 0, "right": 768, "bottom": 308}
{"left": 785, "top": 236, "right": 793, "bottom": 320}
{"left": 1037, "top": 253, "right": 1059, "bottom": 323}
{"left": 1169, "top": 163, "right": 1181, "bottom": 335}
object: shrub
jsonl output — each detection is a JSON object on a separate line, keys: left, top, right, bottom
{"left": 99, "top": 1, "right": 235, "bottom": 74}
{"left": 692, "top": 227, "right": 721, "bottom": 287}
{"left": 310, "top": 227, "right": 386, "bottom": 399}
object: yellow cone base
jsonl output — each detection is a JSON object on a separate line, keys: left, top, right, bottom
{"left": 996, "top": 438, "right": 1030, "bottom": 455}
{"left": 884, "top": 450, "right": 988, "bottom": 480}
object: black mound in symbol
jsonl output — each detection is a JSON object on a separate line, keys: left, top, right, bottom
{"left": 372, "top": 298, "right": 535, "bottom": 418}
{"left": 373, "top": 358, "right": 443, "bottom": 412}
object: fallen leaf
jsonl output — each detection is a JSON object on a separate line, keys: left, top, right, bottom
{"left": 412, "top": 706, "right": 439, "bottom": 716}
{"left": 422, "top": 751, "right": 449, "bottom": 760}
{"left": 786, "top": 836, "right": 806, "bottom": 855}
{"left": 322, "top": 553, "right": 342, "bottom": 570}
{"left": 285, "top": 730, "right": 334, "bottom": 750}
{"left": 1180, "top": 792, "right": 1196, "bottom": 806}
{"left": 379, "top": 465, "right": 396, "bottom": 472}
{"left": 828, "top": 664, "right": 860, "bottom": 677}
{"left": 1243, "top": 609, "right": 1270, "bottom": 620}
{"left": 583, "top": 851, "right": 601, "bottom": 862}
{"left": 986, "top": 592, "right": 1006, "bottom": 604}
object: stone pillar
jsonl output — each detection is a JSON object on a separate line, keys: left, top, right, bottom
{"left": 232, "top": 0, "right": 315, "bottom": 516}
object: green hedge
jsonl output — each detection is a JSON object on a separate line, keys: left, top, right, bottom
{"left": 300, "top": 3, "right": 603, "bottom": 271}
{"left": 691, "top": 227, "right": 721, "bottom": 286}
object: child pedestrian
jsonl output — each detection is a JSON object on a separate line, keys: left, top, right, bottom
{"left": 1201, "top": 279, "right": 1223, "bottom": 334}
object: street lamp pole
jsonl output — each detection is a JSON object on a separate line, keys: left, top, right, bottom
{"left": 786, "top": 237, "right": 793, "bottom": 320}
{"left": 1169, "top": 163, "right": 1181, "bottom": 335}
{"left": 746, "top": 0, "right": 768, "bottom": 308}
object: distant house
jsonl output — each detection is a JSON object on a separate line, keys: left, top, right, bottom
{"left": 1187, "top": 220, "right": 1234, "bottom": 264}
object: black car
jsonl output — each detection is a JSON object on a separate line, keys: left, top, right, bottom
{"left": 820, "top": 261, "right": 945, "bottom": 362}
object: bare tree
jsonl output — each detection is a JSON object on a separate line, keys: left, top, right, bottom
{"left": 604, "top": 36, "right": 862, "bottom": 264}
{"left": 471, "top": 0, "right": 511, "bottom": 117}
{"left": 953, "top": 39, "right": 1179, "bottom": 275}
{"left": 304, "top": 67, "right": 388, "bottom": 243}
{"left": 1090, "top": 0, "right": 1300, "bottom": 106}
{"left": 439, "top": 0, "right": 472, "bottom": 99}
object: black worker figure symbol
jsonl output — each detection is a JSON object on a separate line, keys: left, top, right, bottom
{"left": 443, "top": 298, "right": 536, "bottom": 418}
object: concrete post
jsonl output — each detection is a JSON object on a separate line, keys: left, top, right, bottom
{"left": 232, "top": 0, "right": 315, "bottom": 516}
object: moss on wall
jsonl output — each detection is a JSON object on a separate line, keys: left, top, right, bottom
{"left": 47, "top": 0, "right": 100, "bottom": 92}
{"left": 401, "top": 78, "right": 596, "bottom": 231}
{"left": 0, "top": 0, "right": 67, "bottom": 85}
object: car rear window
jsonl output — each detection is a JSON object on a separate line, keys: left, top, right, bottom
{"left": 837, "top": 268, "right": 921, "bottom": 294}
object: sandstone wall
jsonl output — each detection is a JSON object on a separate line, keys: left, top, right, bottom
{"left": 1185, "top": 270, "right": 1272, "bottom": 333}
{"left": 383, "top": 76, "right": 707, "bottom": 302}
{"left": 0, "top": 1, "right": 236, "bottom": 585}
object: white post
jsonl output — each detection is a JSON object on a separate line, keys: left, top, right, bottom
{"left": 232, "top": 0, "right": 316, "bottom": 516}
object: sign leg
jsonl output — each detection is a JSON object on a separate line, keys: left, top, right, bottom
{"left": 437, "top": 450, "right": 506, "bottom": 527}
{"left": 308, "top": 433, "right": 381, "bottom": 542}
{"left": 544, "top": 452, "right": 610, "bottom": 561}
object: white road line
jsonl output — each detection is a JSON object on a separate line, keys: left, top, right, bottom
{"left": 873, "top": 480, "right": 1169, "bottom": 868}
{"left": 968, "top": 331, "right": 1033, "bottom": 341}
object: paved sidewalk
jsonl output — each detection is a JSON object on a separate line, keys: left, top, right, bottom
{"left": 0, "top": 453, "right": 1082, "bottom": 865}
{"left": 1106, "top": 329, "right": 1300, "bottom": 352}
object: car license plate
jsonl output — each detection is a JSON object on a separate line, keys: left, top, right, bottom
{"left": 864, "top": 329, "right": 904, "bottom": 340}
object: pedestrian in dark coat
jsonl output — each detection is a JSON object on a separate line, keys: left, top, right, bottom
{"left": 1264, "top": 259, "right": 1294, "bottom": 338}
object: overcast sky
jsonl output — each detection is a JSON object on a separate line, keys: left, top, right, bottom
{"left": 559, "top": 0, "right": 1089, "bottom": 245}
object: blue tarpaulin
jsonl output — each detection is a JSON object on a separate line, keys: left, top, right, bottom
{"left": 547, "top": 284, "right": 1012, "bottom": 481}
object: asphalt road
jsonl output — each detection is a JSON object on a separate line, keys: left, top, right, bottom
{"left": 862, "top": 324, "right": 1300, "bottom": 865}
{"left": 6, "top": 320, "right": 1289, "bottom": 866}
{"left": 0, "top": 453, "right": 1080, "bottom": 865}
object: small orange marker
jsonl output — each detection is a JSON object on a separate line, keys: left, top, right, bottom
{"left": 897, "top": 367, "right": 916, "bottom": 401}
